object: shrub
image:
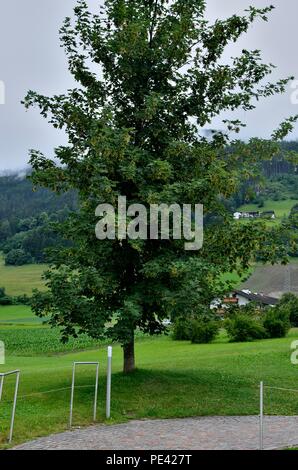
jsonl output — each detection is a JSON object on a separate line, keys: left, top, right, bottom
{"left": 14, "top": 294, "right": 31, "bottom": 306}
{"left": 172, "top": 317, "right": 191, "bottom": 341}
{"left": 5, "top": 249, "right": 33, "bottom": 266}
{"left": 278, "top": 293, "right": 298, "bottom": 327}
{"left": 0, "top": 296, "right": 13, "bottom": 306}
{"left": 225, "top": 303, "right": 260, "bottom": 319}
{"left": 190, "top": 320, "right": 219, "bottom": 344}
{"left": 263, "top": 307, "right": 290, "bottom": 339}
{"left": 225, "top": 315, "right": 266, "bottom": 342}
{"left": 0, "top": 287, "right": 13, "bottom": 305}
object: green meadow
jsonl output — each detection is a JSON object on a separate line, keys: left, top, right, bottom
{"left": 0, "top": 256, "right": 46, "bottom": 297}
{"left": 1, "top": 304, "right": 298, "bottom": 448}
{"left": 238, "top": 199, "right": 298, "bottom": 223}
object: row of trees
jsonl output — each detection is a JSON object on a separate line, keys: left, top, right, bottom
{"left": 0, "top": 174, "right": 77, "bottom": 245}
{"left": 1, "top": 210, "right": 71, "bottom": 265}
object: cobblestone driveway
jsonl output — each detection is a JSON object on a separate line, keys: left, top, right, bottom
{"left": 13, "top": 416, "right": 298, "bottom": 450}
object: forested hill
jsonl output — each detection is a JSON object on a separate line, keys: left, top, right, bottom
{"left": 262, "top": 141, "right": 298, "bottom": 178}
{"left": 0, "top": 173, "right": 77, "bottom": 224}
{"left": 1, "top": 140, "right": 297, "bottom": 222}
{"left": 0, "top": 140, "right": 297, "bottom": 266}
{"left": 0, "top": 172, "right": 77, "bottom": 265}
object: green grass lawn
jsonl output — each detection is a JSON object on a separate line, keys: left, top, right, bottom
{"left": 0, "top": 305, "right": 104, "bottom": 355}
{"left": 1, "top": 324, "right": 298, "bottom": 448}
{"left": 0, "top": 305, "right": 44, "bottom": 326}
{"left": 0, "top": 258, "right": 297, "bottom": 449}
{"left": 0, "top": 255, "right": 47, "bottom": 296}
{"left": 238, "top": 199, "right": 298, "bottom": 224}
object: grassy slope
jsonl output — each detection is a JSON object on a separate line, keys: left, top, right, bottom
{"left": 0, "top": 277, "right": 297, "bottom": 447}
{"left": 0, "top": 255, "right": 46, "bottom": 296}
{"left": 0, "top": 306, "right": 105, "bottom": 355}
{"left": 0, "top": 196, "right": 297, "bottom": 446}
{"left": 241, "top": 262, "right": 298, "bottom": 297}
{"left": 1, "top": 330, "right": 298, "bottom": 448}
{"left": 239, "top": 199, "right": 298, "bottom": 222}
{"left": 0, "top": 305, "right": 43, "bottom": 325}
{"left": 236, "top": 198, "right": 298, "bottom": 295}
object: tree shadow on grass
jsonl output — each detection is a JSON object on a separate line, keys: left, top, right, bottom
{"left": 109, "top": 368, "right": 260, "bottom": 420}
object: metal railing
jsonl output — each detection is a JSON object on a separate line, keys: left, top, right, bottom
{"left": 0, "top": 347, "right": 113, "bottom": 444}
{"left": 0, "top": 370, "right": 20, "bottom": 443}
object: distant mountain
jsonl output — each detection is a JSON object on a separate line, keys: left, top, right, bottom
{"left": 0, "top": 171, "right": 77, "bottom": 224}
{"left": 0, "top": 172, "right": 77, "bottom": 265}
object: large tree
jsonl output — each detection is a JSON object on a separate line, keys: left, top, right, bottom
{"left": 25, "top": 0, "right": 296, "bottom": 372}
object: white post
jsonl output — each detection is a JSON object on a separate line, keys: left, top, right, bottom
{"left": 9, "top": 371, "right": 20, "bottom": 444}
{"left": 69, "top": 362, "right": 100, "bottom": 428}
{"left": 69, "top": 363, "right": 76, "bottom": 428}
{"left": 106, "top": 346, "right": 112, "bottom": 419}
{"left": 0, "top": 375, "right": 4, "bottom": 401}
{"left": 259, "top": 381, "right": 264, "bottom": 450}
{"left": 93, "top": 363, "right": 99, "bottom": 422}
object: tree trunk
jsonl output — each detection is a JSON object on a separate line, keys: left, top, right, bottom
{"left": 123, "top": 339, "right": 135, "bottom": 373}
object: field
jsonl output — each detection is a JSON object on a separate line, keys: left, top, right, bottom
{"left": 0, "top": 305, "right": 42, "bottom": 325}
{"left": 236, "top": 197, "right": 298, "bottom": 297}
{"left": 1, "top": 306, "right": 298, "bottom": 448}
{"left": 1, "top": 219, "right": 298, "bottom": 448}
{"left": 0, "top": 256, "right": 46, "bottom": 296}
{"left": 0, "top": 306, "right": 103, "bottom": 356}
{"left": 241, "top": 261, "right": 298, "bottom": 298}
{"left": 238, "top": 199, "right": 298, "bottom": 222}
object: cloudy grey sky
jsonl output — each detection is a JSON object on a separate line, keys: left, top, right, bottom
{"left": 0, "top": 0, "right": 298, "bottom": 171}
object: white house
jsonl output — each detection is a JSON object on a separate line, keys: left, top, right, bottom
{"left": 211, "top": 289, "right": 278, "bottom": 310}
{"left": 225, "top": 290, "right": 278, "bottom": 307}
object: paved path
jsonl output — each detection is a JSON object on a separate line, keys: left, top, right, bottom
{"left": 13, "top": 416, "right": 298, "bottom": 450}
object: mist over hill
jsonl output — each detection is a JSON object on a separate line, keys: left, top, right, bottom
{"left": 0, "top": 170, "right": 77, "bottom": 222}
{"left": 0, "top": 170, "right": 77, "bottom": 266}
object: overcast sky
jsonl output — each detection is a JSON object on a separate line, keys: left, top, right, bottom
{"left": 0, "top": 0, "right": 298, "bottom": 171}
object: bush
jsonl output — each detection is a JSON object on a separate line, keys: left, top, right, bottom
{"left": 0, "top": 286, "right": 13, "bottom": 305}
{"left": 225, "top": 303, "right": 259, "bottom": 319}
{"left": 278, "top": 293, "right": 298, "bottom": 327}
{"left": 263, "top": 307, "right": 290, "bottom": 339}
{"left": 14, "top": 294, "right": 31, "bottom": 306}
{"left": 0, "top": 296, "right": 13, "bottom": 306}
{"left": 172, "top": 317, "right": 191, "bottom": 341}
{"left": 5, "top": 249, "right": 33, "bottom": 266}
{"left": 225, "top": 315, "right": 266, "bottom": 342}
{"left": 190, "top": 320, "right": 219, "bottom": 344}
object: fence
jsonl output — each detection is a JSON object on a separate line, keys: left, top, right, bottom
{"left": 69, "top": 362, "right": 99, "bottom": 428}
{"left": 259, "top": 381, "right": 298, "bottom": 450}
{"left": 1, "top": 366, "right": 298, "bottom": 449}
{"left": 0, "top": 348, "right": 112, "bottom": 444}
{"left": 0, "top": 370, "right": 20, "bottom": 443}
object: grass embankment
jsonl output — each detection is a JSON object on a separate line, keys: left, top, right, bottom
{"left": 0, "top": 255, "right": 46, "bottom": 296}
{"left": 1, "top": 304, "right": 298, "bottom": 449}
{"left": 0, "top": 254, "right": 297, "bottom": 449}
{"left": 238, "top": 199, "right": 298, "bottom": 225}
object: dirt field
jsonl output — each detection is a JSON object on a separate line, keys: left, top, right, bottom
{"left": 241, "top": 262, "right": 298, "bottom": 298}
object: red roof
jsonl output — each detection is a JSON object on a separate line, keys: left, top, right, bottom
{"left": 223, "top": 298, "right": 239, "bottom": 304}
